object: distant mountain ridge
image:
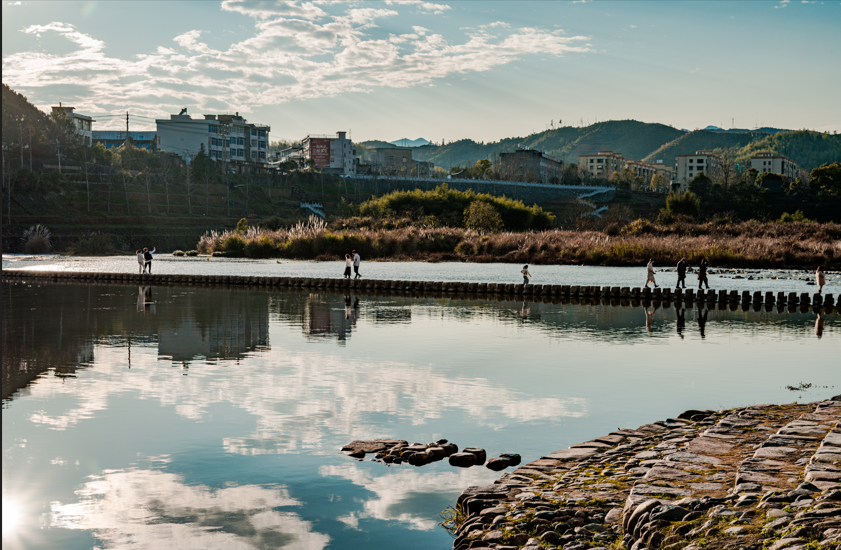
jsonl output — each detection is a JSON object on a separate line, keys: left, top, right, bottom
{"left": 389, "top": 138, "right": 430, "bottom": 147}
{"left": 361, "top": 120, "right": 837, "bottom": 171}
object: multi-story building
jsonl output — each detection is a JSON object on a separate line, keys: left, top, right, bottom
{"left": 156, "top": 109, "right": 270, "bottom": 164}
{"left": 363, "top": 146, "right": 414, "bottom": 175}
{"left": 92, "top": 131, "right": 157, "bottom": 151}
{"left": 625, "top": 159, "right": 674, "bottom": 188}
{"left": 300, "top": 132, "right": 356, "bottom": 175}
{"left": 52, "top": 104, "right": 95, "bottom": 145}
{"left": 750, "top": 152, "right": 808, "bottom": 181}
{"left": 578, "top": 151, "right": 625, "bottom": 181}
{"left": 498, "top": 148, "right": 564, "bottom": 183}
{"left": 674, "top": 150, "right": 721, "bottom": 190}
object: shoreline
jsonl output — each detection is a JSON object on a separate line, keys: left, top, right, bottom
{"left": 451, "top": 397, "right": 840, "bottom": 550}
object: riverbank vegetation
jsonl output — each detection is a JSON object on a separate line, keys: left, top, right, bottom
{"left": 196, "top": 216, "right": 840, "bottom": 268}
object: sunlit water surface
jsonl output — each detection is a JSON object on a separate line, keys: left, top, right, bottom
{"left": 2, "top": 281, "right": 838, "bottom": 549}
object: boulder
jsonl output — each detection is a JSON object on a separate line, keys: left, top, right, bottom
{"left": 648, "top": 504, "right": 690, "bottom": 523}
{"left": 449, "top": 452, "right": 479, "bottom": 467}
{"left": 486, "top": 458, "right": 510, "bottom": 471}
{"left": 463, "top": 447, "right": 487, "bottom": 465}
{"left": 499, "top": 453, "right": 521, "bottom": 466}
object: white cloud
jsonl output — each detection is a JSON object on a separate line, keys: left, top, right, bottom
{"left": 50, "top": 465, "right": 330, "bottom": 549}
{"left": 2, "top": 2, "right": 590, "bottom": 124}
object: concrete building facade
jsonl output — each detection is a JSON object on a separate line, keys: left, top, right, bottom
{"left": 156, "top": 109, "right": 270, "bottom": 164}
{"left": 578, "top": 151, "right": 625, "bottom": 181}
{"left": 750, "top": 152, "right": 808, "bottom": 181}
{"left": 52, "top": 104, "right": 94, "bottom": 146}
{"left": 675, "top": 150, "right": 721, "bottom": 190}
{"left": 498, "top": 148, "right": 564, "bottom": 183}
{"left": 279, "top": 132, "right": 357, "bottom": 174}
{"left": 625, "top": 159, "right": 673, "bottom": 187}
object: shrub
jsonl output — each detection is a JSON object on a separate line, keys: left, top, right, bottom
{"left": 172, "top": 250, "right": 185, "bottom": 256}
{"left": 423, "top": 215, "right": 440, "bottom": 228}
{"left": 656, "top": 209, "right": 676, "bottom": 225}
{"left": 221, "top": 234, "right": 246, "bottom": 253}
{"left": 70, "top": 233, "right": 116, "bottom": 256}
{"left": 263, "top": 216, "right": 285, "bottom": 231}
{"left": 244, "top": 235, "right": 276, "bottom": 258}
{"left": 666, "top": 191, "right": 701, "bottom": 219}
{"left": 185, "top": 250, "right": 199, "bottom": 256}
{"left": 236, "top": 218, "right": 248, "bottom": 233}
{"left": 463, "top": 201, "right": 504, "bottom": 233}
{"left": 779, "top": 210, "right": 814, "bottom": 223}
{"left": 21, "top": 224, "right": 51, "bottom": 254}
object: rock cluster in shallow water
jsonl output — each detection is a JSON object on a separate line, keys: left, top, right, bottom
{"left": 340, "top": 439, "right": 520, "bottom": 470}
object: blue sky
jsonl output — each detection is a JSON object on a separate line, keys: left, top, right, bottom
{"left": 3, "top": 0, "right": 840, "bottom": 142}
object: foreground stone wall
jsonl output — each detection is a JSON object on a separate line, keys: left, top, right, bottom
{"left": 3, "top": 271, "right": 839, "bottom": 314}
{"left": 453, "top": 397, "right": 840, "bottom": 550}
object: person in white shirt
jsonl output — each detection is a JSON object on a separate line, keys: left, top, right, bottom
{"left": 136, "top": 249, "right": 145, "bottom": 274}
{"left": 343, "top": 254, "right": 352, "bottom": 279}
{"left": 645, "top": 259, "right": 658, "bottom": 288}
{"left": 352, "top": 250, "right": 361, "bottom": 279}
{"left": 521, "top": 265, "right": 532, "bottom": 285}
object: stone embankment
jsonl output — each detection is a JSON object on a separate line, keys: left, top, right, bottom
{"left": 451, "top": 397, "right": 841, "bottom": 550}
{"left": 3, "top": 271, "right": 840, "bottom": 313}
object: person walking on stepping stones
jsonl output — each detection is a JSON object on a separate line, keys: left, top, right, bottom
{"left": 353, "top": 250, "right": 361, "bottom": 279}
{"left": 816, "top": 265, "right": 826, "bottom": 294}
{"left": 521, "top": 265, "right": 532, "bottom": 285}
{"left": 698, "top": 258, "right": 710, "bottom": 290}
{"left": 343, "top": 254, "right": 352, "bottom": 279}
{"left": 676, "top": 258, "right": 687, "bottom": 289}
{"left": 143, "top": 247, "right": 156, "bottom": 274}
{"left": 645, "top": 259, "right": 658, "bottom": 288}
{"left": 136, "top": 249, "right": 145, "bottom": 274}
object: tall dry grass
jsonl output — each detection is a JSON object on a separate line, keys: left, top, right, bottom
{"left": 196, "top": 219, "right": 840, "bottom": 268}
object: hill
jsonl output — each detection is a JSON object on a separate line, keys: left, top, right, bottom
{"left": 408, "top": 120, "right": 686, "bottom": 170}
{"left": 389, "top": 138, "right": 430, "bottom": 147}
{"left": 642, "top": 130, "right": 760, "bottom": 166}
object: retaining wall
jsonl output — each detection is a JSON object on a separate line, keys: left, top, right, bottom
{"left": 3, "top": 271, "right": 838, "bottom": 313}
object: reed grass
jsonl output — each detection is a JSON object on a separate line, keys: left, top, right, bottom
{"left": 195, "top": 219, "right": 840, "bottom": 268}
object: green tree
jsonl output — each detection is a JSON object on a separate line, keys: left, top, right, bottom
{"left": 665, "top": 190, "right": 701, "bottom": 219}
{"left": 809, "top": 162, "right": 841, "bottom": 199}
{"left": 650, "top": 174, "right": 664, "bottom": 191}
{"left": 688, "top": 171, "right": 713, "bottom": 197}
{"left": 463, "top": 201, "right": 504, "bottom": 233}
{"left": 470, "top": 159, "right": 492, "bottom": 179}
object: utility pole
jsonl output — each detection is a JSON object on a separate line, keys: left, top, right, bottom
{"left": 126, "top": 112, "right": 130, "bottom": 141}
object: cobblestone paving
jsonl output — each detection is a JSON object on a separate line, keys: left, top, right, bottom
{"left": 453, "top": 397, "right": 841, "bottom": 550}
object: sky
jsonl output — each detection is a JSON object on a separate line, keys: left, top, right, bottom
{"left": 2, "top": 0, "right": 840, "bottom": 143}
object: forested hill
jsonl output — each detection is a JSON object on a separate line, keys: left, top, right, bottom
{"left": 364, "top": 120, "right": 839, "bottom": 172}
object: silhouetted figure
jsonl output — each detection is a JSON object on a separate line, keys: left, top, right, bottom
{"left": 816, "top": 266, "right": 825, "bottom": 294}
{"left": 676, "top": 258, "right": 687, "bottom": 289}
{"left": 143, "top": 247, "right": 156, "bottom": 274}
{"left": 676, "top": 307, "right": 686, "bottom": 339}
{"left": 698, "top": 258, "right": 710, "bottom": 290}
{"left": 645, "top": 259, "right": 658, "bottom": 288}
{"left": 697, "top": 307, "right": 708, "bottom": 338}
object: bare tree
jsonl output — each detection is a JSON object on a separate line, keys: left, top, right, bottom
{"left": 717, "top": 150, "right": 735, "bottom": 192}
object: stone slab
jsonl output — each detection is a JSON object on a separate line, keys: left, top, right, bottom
{"left": 754, "top": 446, "right": 798, "bottom": 458}
{"left": 544, "top": 448, "right": 602, "bottom": 461}
{"left": 685, "top": 437, "right": 735, "bottom": 455}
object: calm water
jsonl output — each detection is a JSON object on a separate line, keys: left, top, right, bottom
{"left": 3, "top": 254, "right": 837, "bottom": 294}
{"left": 2, "top": 281, "right": 839, "bottom": 549}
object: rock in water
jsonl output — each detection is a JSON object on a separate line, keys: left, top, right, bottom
{"left": 486, "top": 457, "right": 510, "bottom": 471}
{"left": 449, "top": 452, "right": 478, "bottom": 467}
{"left": 499, "top": 453, "right": 521, "bottom": 466}
{"left": 463, "top": 447, "right": 487, "bottom": 465}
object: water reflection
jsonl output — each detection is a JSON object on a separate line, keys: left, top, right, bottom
{"left": 2, "top": 281, "right": 838, "bottom": 550}
{"left": 50, "top": 458, "right": 328, "bottom": 550}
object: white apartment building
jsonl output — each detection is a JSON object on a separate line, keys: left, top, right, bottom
{"left": 578, "top": 151, "right": 625, "bottom": 180}
{"left": 674, "top": 150, "right": 721, "bottom": 190}
{"left": 750, "top": 152, "right": 808, "bottom": 181}
{"left": 52, "top": 104, "right": 95, "bottom": 146}
{"left": 625, "top": 159, "right": 674, "bottom": 187}
{"left": 300, "top": 131, "right": 357, "bottom": 175}
{"left": 156, "top": 109, "right": 270, "bottom": 164}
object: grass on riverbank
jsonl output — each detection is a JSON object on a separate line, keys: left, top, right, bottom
{"left": 196, "top": 218, "right": 840, "bottom": 268}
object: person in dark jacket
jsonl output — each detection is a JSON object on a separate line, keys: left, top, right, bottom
{"left": 676, "top": 258, "right": 687, "bottom": 289}
{"left": 698, "top": 258, "right": 709, "bottom": 290}
{"left": 143, "top": 247, "right": 156, "bottom": 274}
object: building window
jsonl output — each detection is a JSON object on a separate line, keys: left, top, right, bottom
{"left": 259, "top": 141, "right": 266, "bottom": 149}
{"left": 251, "top": 129, "right": 257, "bottom": 136}
{"left": 251, "top": 151, "right": 257, "bottom": 158}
